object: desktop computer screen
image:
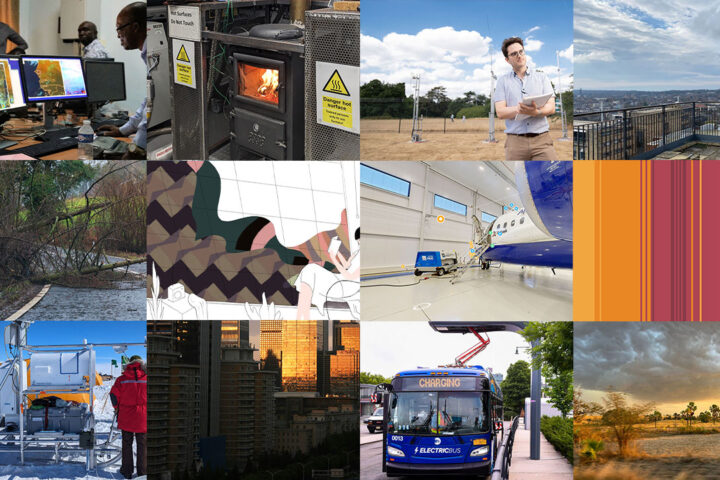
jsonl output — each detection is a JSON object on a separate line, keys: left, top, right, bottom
{"left": 21, "top": 56, "right": 88, "bottom": 102}
{"left": 85, "top": 60, "right": 126, "bottom": 104}
{"left": 0, "top": 56, "right": 27, "bottom": 111}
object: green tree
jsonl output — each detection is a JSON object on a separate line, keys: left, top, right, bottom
{"left": 360, "top": 371, "right": 392, "bottom": 385}
{"left": 360, "top": 79, "right": 407, "bottom": 118}
{"left": 600, "top": 391, "right": 654, "bottom": 457}
{"left": 649, "top": 410, "right": 662, "bottom": 428}
{"left": 500, "top": 360, "right": 531, "bottom": 419}
{"left": 684, "top": 402, "right": 697, "bottom": 427}
{"left": 522, "top": 322, "right": 573, "bottom": 417}
{"left": 710, "top": 404, "right": 720, "bottom": 424}
{"left": 699, "top": 411, "right": 711, "bottom": 423}
{"left": 545, "top": 370, "right": 573, "bottom": 417}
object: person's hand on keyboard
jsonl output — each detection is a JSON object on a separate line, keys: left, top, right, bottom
{"left": 97, "top": 125, "right": 123, "bottom": 137}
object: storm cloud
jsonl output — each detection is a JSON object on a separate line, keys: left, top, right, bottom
{"left": 575, "top": 323, "right": 720, "bottom": 403}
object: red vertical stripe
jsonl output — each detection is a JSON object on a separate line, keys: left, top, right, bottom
{"left": 651, "top": 162, "right": 672, "bottom": 321}
{"left": 702, "top": 161, "right": 720, "bottom": 318}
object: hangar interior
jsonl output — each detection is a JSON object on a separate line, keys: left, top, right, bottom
{"left": 360, "top": 161, "right": 573, "bottom": 322}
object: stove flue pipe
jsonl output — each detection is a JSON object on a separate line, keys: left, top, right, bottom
{"left": 290, "top": 0, "right": 312, "bottom": 25}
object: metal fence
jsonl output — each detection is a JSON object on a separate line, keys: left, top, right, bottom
{"left": 574, "top": 102, "right": 720, "bottom": 159}
{"left": 491, "top": 416, "right": 520, "bottom": 480}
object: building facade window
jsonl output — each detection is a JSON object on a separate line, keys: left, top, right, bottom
{"left": 360, "top": 164, "right": 411, "bottom": 197}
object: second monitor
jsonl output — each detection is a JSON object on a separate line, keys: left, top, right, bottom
{"left": 84, "top": 60, "right": 126, "bottom": 104}
{"left": 21, "top": 56, "right": 88, "bottom": 102}
{"left": 0, "top": 56, "right": 27, "bottom": 111}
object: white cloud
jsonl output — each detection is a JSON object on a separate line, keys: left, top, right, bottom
{"left": 525, "top": 25, "right": 541, "bottom": 35}
{"left": 558, "top": 44, "right": 573, "bottom": 62}
{"left": 574, "top": 0, "right": 720, "bottom": 88}
{"left": 574, "top": 49, "right": 616, "bottom": 64}
{"left": 524, "top": 36, "right": 543, "bottom": 52}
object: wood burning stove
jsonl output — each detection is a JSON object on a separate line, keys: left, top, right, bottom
{"left": 229, "top": 36, "right": 304, "bottom": 159}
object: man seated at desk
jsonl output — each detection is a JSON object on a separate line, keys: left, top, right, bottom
{"left": 79, "top": 21, "right": 111, "bottom": 59}
{"left": 97, "top": 2, "right": 146, "bottom": 159}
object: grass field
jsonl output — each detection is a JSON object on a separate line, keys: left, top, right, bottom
{"left": 360, "top": 116, "right": 573, "bottom": 160}
{"left": 575, "top": 420, "right": 720, "bottom": 479}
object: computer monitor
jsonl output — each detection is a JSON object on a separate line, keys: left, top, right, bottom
{"left": 20, "top": 56, "right": 88, "bottom": 102}
{"left": 0, "top": 56, "right": 27, "bottom": 112}
{"left": 84, "top": 60, "right": 126, "bottom": 104}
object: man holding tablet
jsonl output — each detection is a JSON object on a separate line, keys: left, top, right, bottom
{"left": 494, "top": 37, "right": 558, "bottom": 160}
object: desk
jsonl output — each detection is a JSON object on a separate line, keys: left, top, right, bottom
{"left": 2, "top": 119, "right": 132, "bottom": 159}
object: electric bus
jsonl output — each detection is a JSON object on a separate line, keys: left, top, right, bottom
{"left": 379, "top": 365, "right": 503, "bottom": 477}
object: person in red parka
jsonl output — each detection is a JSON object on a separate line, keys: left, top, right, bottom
{"left": 110, "top": 355, "right": 147, "bottom": 479}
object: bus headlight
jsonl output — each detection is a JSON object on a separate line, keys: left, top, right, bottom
{"left": 387, "top": 446, "right": 405, "bottom": 457}
{"left": 470, "top": 446, "right": 489, "bottom": 457}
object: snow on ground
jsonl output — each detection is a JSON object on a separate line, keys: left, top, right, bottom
{"left": 0, "top": 381, "right": 147, "bottom": 480}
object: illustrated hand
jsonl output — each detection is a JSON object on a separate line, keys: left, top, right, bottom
{"left": 244, "top": 292, "right": 282, "bottom": 320}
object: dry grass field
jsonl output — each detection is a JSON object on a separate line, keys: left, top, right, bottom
{"left": 575, "top": 420, "right": 720, "bottom": 479}
{"left": 360, "top": 116, "right": 573, "bottom": 160}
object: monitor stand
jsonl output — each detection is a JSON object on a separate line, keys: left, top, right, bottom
{"left": 43, "top": 103, "right": 59, "bottom": 130}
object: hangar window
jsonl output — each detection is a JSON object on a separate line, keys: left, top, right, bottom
{"left": 481, "top": 211, "right": 496, "bottom": 223}
{"left": 520, "top": 217, "right": 525, "bottom": 224}
{"left": 360, "top": 164, "right": 411, "bottom": 197}
{"left": 434, "top": 194, "right": 467, "bottom": 216}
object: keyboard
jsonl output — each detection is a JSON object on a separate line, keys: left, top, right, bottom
{"left": 15, "top": 136, "right": 79, "bottom": 158}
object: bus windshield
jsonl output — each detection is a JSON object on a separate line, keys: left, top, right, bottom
{"left": 389, "top": 391, "right": 489, "bottom": 435}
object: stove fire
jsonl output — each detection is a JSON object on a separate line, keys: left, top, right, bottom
{"left": 259, "top": 69, "right": 279, "bottom": 98}
{"left": 239, "top": 64, "right": 279, "bottom": 104}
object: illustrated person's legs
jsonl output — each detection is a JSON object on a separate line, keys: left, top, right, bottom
{"left": 297, "top": 282, "right": 312, "bottom": 320}
{"left": 121, "top": 430, "right": 135, "bottom": 479}
{"left": 136, "top": 432, "right": 147, "bottom": 475}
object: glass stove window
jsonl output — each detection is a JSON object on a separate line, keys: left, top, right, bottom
{"left": 238, "top": 64, "right": 279, "bottom": 105}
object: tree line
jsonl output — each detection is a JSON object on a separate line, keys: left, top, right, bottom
{"left": 361, "top": 79, "right": 573, "bottom": 119}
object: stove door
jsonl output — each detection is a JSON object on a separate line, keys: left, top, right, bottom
{"left": 232, "top": 53, "right": 286, "bottom": 114}
{"left": 231, "top": 108, "right": 287, "bottom": 159}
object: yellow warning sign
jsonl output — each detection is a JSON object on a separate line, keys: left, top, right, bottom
{"left": 176, "top": 45, "right": 190, "bottom": 63}
{"left": 322, "top": 95, "right": 353, "bottom": 129}
{"left": 176, "top": 63, "right": 193, "bottom": 86}
{"left": 322, "top": 69, "right": 350, "bottom": 96}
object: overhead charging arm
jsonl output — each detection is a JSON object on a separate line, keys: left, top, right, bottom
{"left": 454, "top": 327, "right": 490, "bottom": 366}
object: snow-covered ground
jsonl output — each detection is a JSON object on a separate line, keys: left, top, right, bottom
{"left": 0, "top": 381, "right": 147, "bottom": 480}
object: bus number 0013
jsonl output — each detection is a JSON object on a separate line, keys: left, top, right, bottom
{"left": 391, "top": 436, "right": 404, "bottom": 441}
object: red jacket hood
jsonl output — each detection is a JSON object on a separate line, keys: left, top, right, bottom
{"left": 123, "top": 361, "right": 146, "bottom": 379}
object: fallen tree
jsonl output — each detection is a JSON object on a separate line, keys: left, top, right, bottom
{"left": 29, "top": 258, "right": 146, "bottom": 283}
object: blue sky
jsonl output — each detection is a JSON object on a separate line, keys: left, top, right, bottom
{"left": 575, "top": 0, "right": 720, "bottom": 90}
{"left": 362, "top": 0, "right": 574, "bottom": 98}
{"left": 1, "top": 321, "right": 146, "bottom": 376}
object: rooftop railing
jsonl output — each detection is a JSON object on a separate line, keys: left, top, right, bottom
{"left": 574, "top": 102, "right": 720, "bottom": 159}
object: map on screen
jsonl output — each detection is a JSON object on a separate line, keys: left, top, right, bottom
{"left": 22, "top": 57, "right": 87, "bottom": 102}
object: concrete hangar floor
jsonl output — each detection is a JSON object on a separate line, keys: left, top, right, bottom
{"left": 360, "top": 264, "right": 572, "bottom": 322}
